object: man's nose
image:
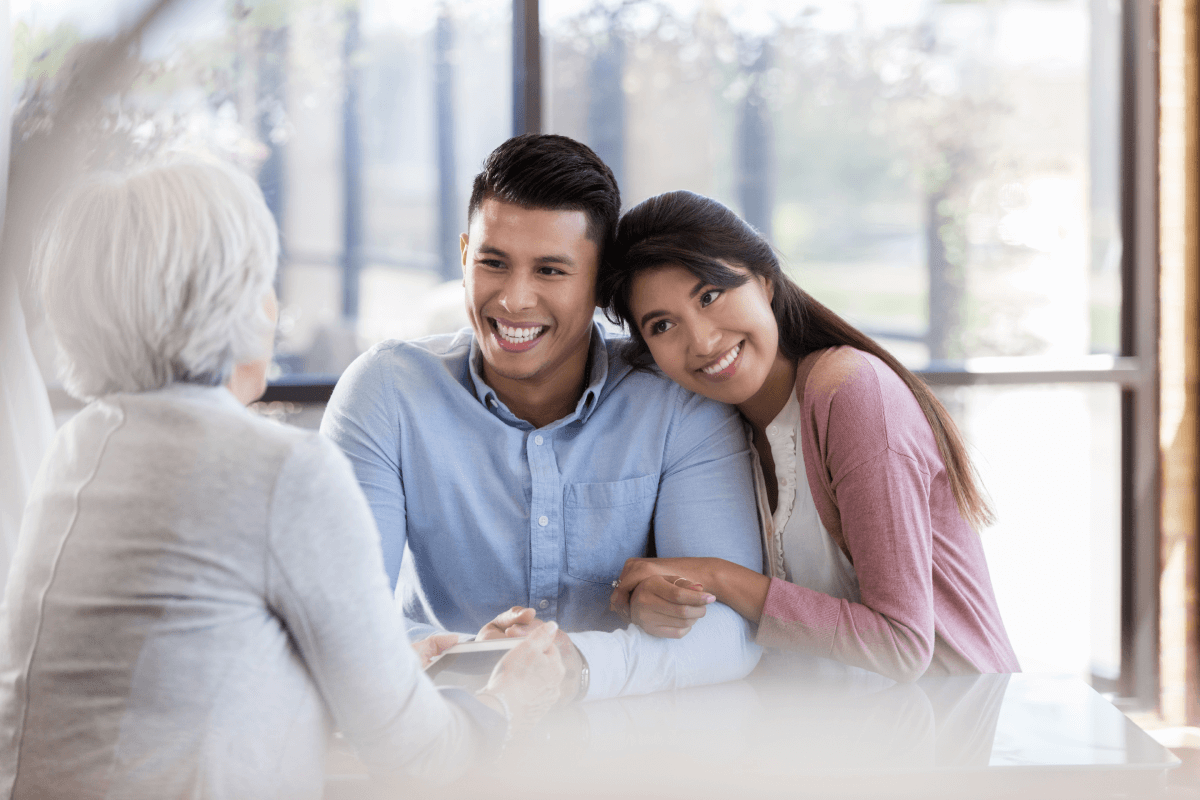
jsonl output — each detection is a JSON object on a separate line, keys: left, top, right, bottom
{"left": 498, "top": 271, "right": 537, "bottom": 313}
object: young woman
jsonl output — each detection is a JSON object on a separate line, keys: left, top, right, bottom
{"left": 602, "top": 190, "right": 1018, "bottom": 683}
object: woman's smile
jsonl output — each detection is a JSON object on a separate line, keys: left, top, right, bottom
{"left": 699, "top": 341, "right": 744, "bottom": 378}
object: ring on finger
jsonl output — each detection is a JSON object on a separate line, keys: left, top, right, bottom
{"left": 672, "top": 577, "right": 689, "bottom": 588}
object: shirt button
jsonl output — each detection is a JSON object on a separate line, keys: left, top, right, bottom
{"left": 534, "top": 435, "right": 544, "bottom": 446}
{"left": 780, "top": 477, "right": 788, "bottom": 487}
{"left": 768, "top": 425, "right": 778, "bottom": 436}
{"left": 538, "top": 515, "right": 549, "bottom": 526}
{"left": 538, "top": 599, "right": 549, "bottom": 610}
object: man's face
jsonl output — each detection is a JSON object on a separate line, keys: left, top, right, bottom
{"left": 460, "top": 198, "right": 600, "bottom": 395}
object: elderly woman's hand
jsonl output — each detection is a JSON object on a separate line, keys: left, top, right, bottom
{"left": 412, "top": 632, "right": 460, "bottom": 669}
{"left": 476, "top": 606, "right": 540, "bottom": 640}
{"left": 476, "top": 622, "right": 566, "bottom": 734}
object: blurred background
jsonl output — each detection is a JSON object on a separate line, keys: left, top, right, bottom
{"left": 5, "top": 0, "right": 1155, "bottom": 706}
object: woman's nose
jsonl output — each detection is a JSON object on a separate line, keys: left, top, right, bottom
{"left": 689, "top": 319, "right": 721, "bottom": 355}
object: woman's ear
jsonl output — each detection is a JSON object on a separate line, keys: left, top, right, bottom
{"left": 762, "top": 275, "right": 775, "bottom": 303}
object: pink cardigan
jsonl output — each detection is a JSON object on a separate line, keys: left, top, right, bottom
{"left": 755, "top": 347, "right": 1020, "bottom": 682}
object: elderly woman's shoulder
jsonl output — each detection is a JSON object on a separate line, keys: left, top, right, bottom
{"left": 94, "top": 384, "right": 316, "bottom": 459}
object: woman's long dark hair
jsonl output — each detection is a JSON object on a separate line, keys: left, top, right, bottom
{"left": 599, "top": 190, "right": 994, "bottom": 530}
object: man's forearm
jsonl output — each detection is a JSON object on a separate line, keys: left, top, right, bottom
{"left": 569, "top": 603, "right": 761, "bottom": 700}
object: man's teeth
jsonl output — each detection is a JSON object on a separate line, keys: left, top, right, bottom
{"left": 702, "top": 343, "right": 741, "bottom": 375}
{"left": 497, "top": 322, "right": 546, "bottom": 343}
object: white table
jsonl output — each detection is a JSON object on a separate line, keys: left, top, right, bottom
{"left": 326, "top": 660, "right": 1180, "bottom": 800}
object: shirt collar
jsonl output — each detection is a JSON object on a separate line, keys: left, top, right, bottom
{"left": 152, "top": 381, "right": 247, "bottom": 413}
{"left": 468, "top": 321, "right": 610, "bottom": 429}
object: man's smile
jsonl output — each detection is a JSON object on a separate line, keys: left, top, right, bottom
{"left": 494, "top": 318, "right": 548, "bottom": 343}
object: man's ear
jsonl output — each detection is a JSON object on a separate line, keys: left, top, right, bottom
{"left": 459, "top": 233, "right": 469, "bottom": 284}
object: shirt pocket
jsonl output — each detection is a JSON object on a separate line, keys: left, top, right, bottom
{"left": 563, "top": 474, "right": 658, "bottom": 585}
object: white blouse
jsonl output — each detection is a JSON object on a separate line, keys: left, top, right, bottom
{"left": 755, "top": 391, "right": 860, "bottom": 604}
{"left": 749, "top": 392, "right": 891, "bottom": 685}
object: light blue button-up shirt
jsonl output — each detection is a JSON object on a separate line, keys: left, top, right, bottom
{"left": 321, "top": 324, "right": 763, "bottom": 699}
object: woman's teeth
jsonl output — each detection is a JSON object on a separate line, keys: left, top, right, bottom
{"left": 702, "top": 343, "right": 741, "bottom": 375}
{"left": 497, "top": 322, "right": 546, "bottom": 343}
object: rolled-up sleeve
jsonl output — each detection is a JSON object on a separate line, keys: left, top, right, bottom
{"left": 572, "top": 390, "right": 763, "bottom": 699}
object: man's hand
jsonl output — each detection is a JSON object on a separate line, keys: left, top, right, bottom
{"left": 610, "top": 557, "right": 716, "bottom": 639}
{"left": 412, "top": 632, "right": 460, "bottom": 669}
{"left": 477, "top": 606, "right": 585, "bottom": 703}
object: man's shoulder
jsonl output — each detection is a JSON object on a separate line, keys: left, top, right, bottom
{"left": 325, "top": 330, "right": 476, "bottom": 426}
{"left": 599, "top": 334, "right": 675, "bottom": 399}
{"left": 339, "top": 330, "right": 473, "bottom": 389}
{"left": 358, "top": 329, "right": 473, "bottom": 369}
{"left": 599, "top": 334, "right": 740, "bottom": 422}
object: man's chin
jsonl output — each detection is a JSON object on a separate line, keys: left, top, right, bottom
{"left": 482, "top": 359, "right": 546, "bottom": 384}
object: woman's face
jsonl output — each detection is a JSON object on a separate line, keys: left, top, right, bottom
{"left": 227, "top": 288, "right": 278, "bottom": 406}
{"left": 629, "top": 263, "right": 779, "bottom": 406}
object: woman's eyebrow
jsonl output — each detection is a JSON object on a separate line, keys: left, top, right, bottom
{"left": 639, "top": 308, "right": 668, "bottom": 329}
{"left": 638, "top": 280, "right": 708, "bottom": 328}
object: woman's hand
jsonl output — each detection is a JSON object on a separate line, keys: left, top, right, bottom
{"left": 477, "top": 621, "right": 566, "bottom": 734}
{"left": 610, "top": 558, "right": 716, "bottom": 639}
{"left": 412, "top": 632, "right": 460, "bottom": 669}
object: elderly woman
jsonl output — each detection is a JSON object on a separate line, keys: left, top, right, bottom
{"left": 0, "top": 159, "right": 564, "bottom": 800}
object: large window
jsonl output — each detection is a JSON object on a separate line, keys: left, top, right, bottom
{"left": 13, "top": 0, "right": 1158, "bottom": 703}
{"left": 543, "top": 0, "right": 1120, "bottom": 364}
{"left": 538, "top": 1, "right": 1139, "bottom": 690}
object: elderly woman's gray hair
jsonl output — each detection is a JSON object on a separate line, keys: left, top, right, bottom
{"left": 33, "top": 158, "right": 279, "bottom": 401}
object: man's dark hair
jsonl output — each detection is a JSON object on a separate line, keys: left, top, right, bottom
{"left": 467, "top": 134, "right": 621, "bottom": 253}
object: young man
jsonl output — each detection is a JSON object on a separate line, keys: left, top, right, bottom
{"left": 321, "top": 134, "right": 762, "bottom": 700}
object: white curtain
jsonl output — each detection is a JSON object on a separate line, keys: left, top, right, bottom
{"left": 0, "top": 0, "right": 55, "bottom": 596}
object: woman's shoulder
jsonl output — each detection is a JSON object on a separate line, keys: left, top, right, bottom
{"left": 216, "top": 405, "right": 346, "bottom": 476}
{"left": 800, "top": 347, "right": 938, "bottom": 464}
{"left": 209, "top": 411, "right": 360, "bottom": 518}
{"left": 109, "top": 387, "right": 333, "bottom": 473}
{"left": 800, "top": 346, "right": 907, "bottom": 403}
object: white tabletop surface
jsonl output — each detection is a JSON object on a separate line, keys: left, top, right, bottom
{"left": 326, "top": 657, "right": 1180, "bottom": 800}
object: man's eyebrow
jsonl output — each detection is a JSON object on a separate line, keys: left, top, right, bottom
{"left": 637, "top": 280, "right": 707, "bottom": 330}
{"left": 475, "top": 246, "right": 575, "bottom": 267}
{"left": 535, "top": 254, "right": 575, "bottom": 266}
